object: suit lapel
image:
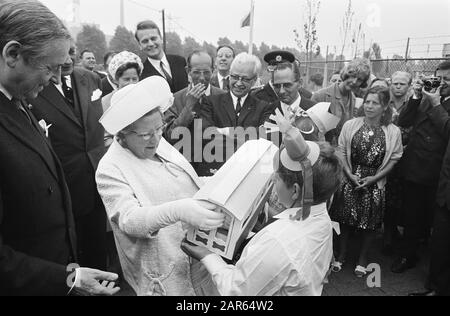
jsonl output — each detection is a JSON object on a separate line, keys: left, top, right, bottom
{"left": 143, "top": 59, "right": 163, "bottom": 78}
{"left": 71, "top": 71, "right": 89, "bottom": 128}
{"left": 300, "top": 97, "right": 313, "bottom": 111}
{"left": 222, "top": 93, "right": 237, "bottom": 126}
{"left": 211, "top": 74, "right": 220, "bottom": 89}
{"left": 265, "top": 84, "right": 278, "bottom": 101}
{"left": 238, "top": 96, "right": 256, "bottom": 125}
{"left": 0, "top": 95, "right": 59, "bottom": 180}
{"left": 39, "top": 84, "right": 82, "bottom": 127}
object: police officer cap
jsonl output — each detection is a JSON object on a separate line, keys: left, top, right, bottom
{"left": 264, "top": 51, "right": 296, "bottom": 65}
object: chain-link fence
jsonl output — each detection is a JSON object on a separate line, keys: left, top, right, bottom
{"left": 302, "top": 58, "right": 449, "bottom": 83}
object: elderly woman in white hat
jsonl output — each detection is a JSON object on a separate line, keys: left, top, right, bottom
{"left": 96, "top": 76, "right": 225, "bottom": 296}
{"left": 182, "top": 110, "right": 343, "bottom": 296}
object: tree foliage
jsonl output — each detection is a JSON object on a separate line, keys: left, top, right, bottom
{"left": 165, "top": 31, "right": 183, "bottom": 56}
{"left": 109, "top": 26, "right": 140, "bottom": 55}
{"left": 76, "top": 24, "right": 108, "bottom": 63}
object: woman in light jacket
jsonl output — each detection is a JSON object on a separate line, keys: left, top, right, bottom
{"left": 96, "top": 77, "right": 224, "bottom": 296}
{"left": 312, "top": 58, "right": 371, "bottom": 146}
{"left": 330, "top": 86, "right": 403, "bottom": 277}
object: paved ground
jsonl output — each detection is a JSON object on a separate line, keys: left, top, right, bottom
{"left": 323, "top": 232, "right": 430, "bottom": 296}
{"left": 115, "top": 232, "right": 431, "bottom": 297}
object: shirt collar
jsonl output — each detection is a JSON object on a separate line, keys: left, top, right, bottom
{"left": 148, "top": 54, "right": 169, "bottom": 68}
{"left": 0, "top": 82, "right": 13, "bottom": 100}
{"left": 281, "top": 94, "right": 302, "bottom": 112}
{"left": 204, "top": 84, "right": 211, "bottom": 96}
{"left": 230, "top": 91, "right": 249, "bottom": 108}
{"left": 445, "top": 96, "right": 450, "bottom": 102}
{"left": 273, "top": 203, "right": 328, "bottom": 220}
{"left": 217, "top": 72, "right": 229, "bottom": 82}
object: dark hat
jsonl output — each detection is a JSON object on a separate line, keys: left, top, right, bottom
{"left": 264, "top": 51, "right": 296, "bottom": 65}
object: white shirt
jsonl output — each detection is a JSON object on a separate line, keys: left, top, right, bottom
{"left": 148, "top": 55, "right": 172, "bottom": 79}
{"left": 230, "top": 92, "right": 249, "bottom": 112}
{"left": 217, "top": 73, "right": 229, "bottom": 90}
{"left": 0, "top": 82, "right": 12, "bottom": 100}
{"left": 201, "top": 203, "right": 334, "bottom": 296}
{"left": 281, "top": 94, "right": 302, "bottom": 121}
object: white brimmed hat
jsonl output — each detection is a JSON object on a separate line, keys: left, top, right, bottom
{"left": 278, "top": 127, "right": 320, "bottom": 171}
{"left": 99, "top": 76, "right": 173, "bottom": 135}
{"left": 306, "top": 102, "right": 340, "bottom": 134}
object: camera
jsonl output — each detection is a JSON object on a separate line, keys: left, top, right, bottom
{"left": 423, "top": 76, "right": 441, "bottom": 92}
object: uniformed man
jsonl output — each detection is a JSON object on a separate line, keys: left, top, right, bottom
{"left": 252, "top": 51, "right": 313, "bottom": 105}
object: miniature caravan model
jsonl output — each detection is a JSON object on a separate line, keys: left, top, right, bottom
{"left": 187, "top": 139, "right": 278, "bottom": 260}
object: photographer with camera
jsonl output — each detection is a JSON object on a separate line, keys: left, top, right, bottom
{"left": 391, "top": 61, "right": 450, "bottom": 275}
{"left": 409, "top": 60, "right": 450, "bottom": 296}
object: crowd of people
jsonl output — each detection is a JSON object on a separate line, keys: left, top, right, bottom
{"left": 0, "top": 0, "right": 449, "bottom": 296}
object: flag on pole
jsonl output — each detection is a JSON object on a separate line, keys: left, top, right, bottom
{"left": 241, "top": 12, "right": 251, "bottom": 28}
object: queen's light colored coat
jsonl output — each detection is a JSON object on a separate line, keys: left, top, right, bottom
{"left": 96, "top": 138, "right": 204, "bottom": 296}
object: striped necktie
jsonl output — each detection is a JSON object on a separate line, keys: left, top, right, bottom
{"left": 160, "top": 61, "right": 173, "bottom": 86}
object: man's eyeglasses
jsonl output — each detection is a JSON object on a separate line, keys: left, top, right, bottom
{"left": 128, "top": 124, "right": 166, "bottom": 141}
{"left": 273, "top": 82, "right": 297, "bottom": 90}
{"left": 230, "top": 74, "right": 256, "bottom": 84}
{"left": 42, "top": 64, "right": 63, "bottom": 76}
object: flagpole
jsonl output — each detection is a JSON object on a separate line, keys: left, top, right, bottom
{"left": 248, "top": 0, "right": 255, "bottom": 55}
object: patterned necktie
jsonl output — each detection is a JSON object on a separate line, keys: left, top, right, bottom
{"left": 236, "top": 98, "right": 242, "bottom": 115}
{"left": 61, "top": 76, "right": 74, "bottom": 105}
{"left": 160, "top": 61, "right": 173, "bottom": 86}
{"left": 222, "top": 77, "right": 230, "bottom": 92}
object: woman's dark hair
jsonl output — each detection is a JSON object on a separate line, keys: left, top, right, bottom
{"left": 277, "top": 142, "right": 343, "bottom": 204}
{"left": 369, "top": 78, "right": 390, "bottom": 88}
{"left": 363, "top": 86, "right": 393, "bottom": 126}
{"left": 115, "top": 62, "right": 141, "bottom": 81}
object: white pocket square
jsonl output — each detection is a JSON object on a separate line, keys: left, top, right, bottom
{"left": 91, "top": 89, "right": 102, "bottom": 101}
{"left": 38, "top": 119, "right": 52, "bottom": 138}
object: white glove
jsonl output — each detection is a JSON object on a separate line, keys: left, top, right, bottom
{"left": 145, "top": 198, "right": 225, "bottom": 233}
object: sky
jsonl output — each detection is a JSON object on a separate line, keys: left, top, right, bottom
{"left": 40, "top": 0, "right": 450, "bottom": 58}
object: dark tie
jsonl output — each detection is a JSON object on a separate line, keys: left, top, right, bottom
{"left": 160, "top": 61, "right": 173, "bottom": 86}
{"left": 61, "top": 76, "right": 74, "bottom": 105}
{"left": 236, "top": 98, "right": 242, "bottom": 115}
{"left": 222, "top": 77, "right": 230, "bottom": 92}
{"left": 12, "top": 98, "right": 32, "bottom": 124}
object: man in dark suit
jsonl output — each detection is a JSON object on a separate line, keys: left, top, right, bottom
{"left": 30, "top": 42, "right": 107, "bottom": 270}
{"left": 409, "top": 61, "right": 450, "bottom": 296}
{"left": 135, "top": 20, "right": 188, "bottom": 93}
{"left": 210, "top": 45, "right": 235, "bottom": 91}
{"left": 0, "top": 0, "right": 118, "bottom": 296}
{"left": 392, "top": 61, "right": 450, "bottom": 273}
{"left": 165, "top": 50, "right": 225, "bottom": 174}
{"left": 199, "top": 53, "right": 275, "bottom": 175}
